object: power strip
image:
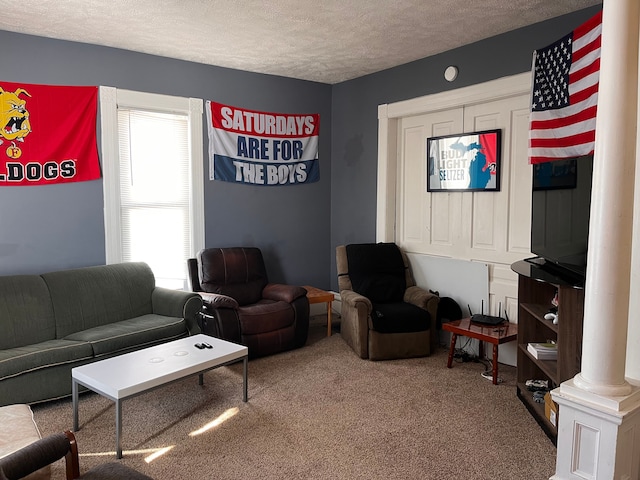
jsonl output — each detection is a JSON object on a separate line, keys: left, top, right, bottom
{"left": 481, "top": 371, "right": 503, "bottom": 383}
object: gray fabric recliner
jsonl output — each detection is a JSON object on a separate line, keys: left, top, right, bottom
{"left": 336, "top": 243, "right": 439, "bottom": 360}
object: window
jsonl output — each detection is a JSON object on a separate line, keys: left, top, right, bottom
{"left": 100, "top": 88, "right": 204, "bottom": 289}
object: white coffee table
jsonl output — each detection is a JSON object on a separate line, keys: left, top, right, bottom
{"left": 72, "top": 334, "right": 248, "bottom": 458}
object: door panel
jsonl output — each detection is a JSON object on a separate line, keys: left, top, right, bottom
{"left": 508, "top": 108, "right": 534, "bottom": 255}
{"left": 398, "top": 108, "right": 463, "bottom": 255}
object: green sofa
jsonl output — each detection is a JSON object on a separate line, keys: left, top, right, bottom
{"left": 0, "top": 262, "right": 203, "bottom": 406}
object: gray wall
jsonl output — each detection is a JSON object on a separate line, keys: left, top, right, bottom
{"left": 0, "top": 5, "right": 601, "bottom": 292}
{"left": 0, "top": 32, "right": 332, "bottom": 288}
{"left": 329, "top": 5, "right": 601, "bottom": 291}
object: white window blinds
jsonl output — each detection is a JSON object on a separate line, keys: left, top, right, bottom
{"left": 117, "top": 109, "right": 191, "bottom": 289}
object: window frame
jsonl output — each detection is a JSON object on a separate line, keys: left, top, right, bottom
{"left": 100, "top": 86, "right": 204, "bottom": 287}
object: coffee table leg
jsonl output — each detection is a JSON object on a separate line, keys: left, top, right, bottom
{"left": 447, "top": 333, "right": 457, "bottom": 368}
{"left": 327, "top": 301, "right": 332, "bottom": 337}
{"left": 72, "top": 380, "right": 79, "bottom": 431}
{"left": 243, "top": 356, "right": 248, "bottom": 402}
{"left": 116, "top": 399, "right": 123, "bottom": 459}
{"left": 198, "top": 373, "right": 204, "bottom": 385}
{"left": 492, "top": 344, "right": 499, "bottom": 385}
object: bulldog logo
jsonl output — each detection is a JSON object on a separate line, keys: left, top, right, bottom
{"left": 0, "top": 86, "right": 32, "bottom": 158}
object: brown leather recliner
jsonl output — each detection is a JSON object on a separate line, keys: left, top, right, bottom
{"left": 187, "top": 247, "right": 310, "bottom": 358}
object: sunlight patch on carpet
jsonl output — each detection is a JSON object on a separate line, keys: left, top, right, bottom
{"left": 79, "top": 446, "right": 175, "bottom": 460}
{"left": 189, "top": 407, "right": 239, "bottom": 437}
{"left": 145, "top": 445, "right": 174, "bottom": 463}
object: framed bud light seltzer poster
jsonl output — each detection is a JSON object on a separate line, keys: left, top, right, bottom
{"left": 427, "top": 129, "right": 501, "bottom": 192}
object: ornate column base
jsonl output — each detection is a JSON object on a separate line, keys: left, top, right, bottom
{"left": 550, "top": 379, "right": 640, "bottom": 480}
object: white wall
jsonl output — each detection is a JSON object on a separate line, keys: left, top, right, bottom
{"left": 407, "top": 253, "right": 517, "bottom": 366}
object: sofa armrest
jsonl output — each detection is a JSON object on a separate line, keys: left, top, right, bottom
{"left": 262, "top": 284, "right": 307, "bottom": 303}
{"left": 404, "top": 286, "right": 439, "bottom": 319}
{"left": 340, "top": 289, "right": 373, "bottom": 311}
{"left": 152, "top": 287, "right": 203, "bottom": 334}
{"left": 339, "top": 289, "right": 373, "bottom": 359}
{"left": 0, "top": 431, "right": 71, "bottom": 480}
{"left": 198, "top": 292, "right": 239, "bottom": 310}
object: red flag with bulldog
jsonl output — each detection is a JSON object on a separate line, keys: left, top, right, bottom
{"left": 0, "top": 81, "right": 100, "bottom": 186}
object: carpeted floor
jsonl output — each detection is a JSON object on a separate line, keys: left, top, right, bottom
{"left": 32, "top": 317, "right": 557, "bottom": 479}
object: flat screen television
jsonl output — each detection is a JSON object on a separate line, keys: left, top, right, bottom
{"left": 529, "top": 155, "right": 593, "bottom": 278}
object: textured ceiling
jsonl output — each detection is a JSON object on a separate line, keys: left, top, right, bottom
{"left": 1, "top": 0, "right": 602, "bottom": 84}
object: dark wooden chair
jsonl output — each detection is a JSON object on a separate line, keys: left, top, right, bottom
{"left": 0, "top": 430, "right": 152, "bottom": 480}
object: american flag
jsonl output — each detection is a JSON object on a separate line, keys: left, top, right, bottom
{"left": 529, "top": 11, "right": 602, "bottom": 164}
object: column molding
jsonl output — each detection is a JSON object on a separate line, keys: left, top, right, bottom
{"left": 552, "top": 1, "right": 640, "bottom": 478}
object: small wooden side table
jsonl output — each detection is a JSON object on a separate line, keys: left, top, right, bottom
{"left": 442, "top": 317, "right": 518, "bottom": 385}
{"left": 303, "top": 286, "right": 335, "bottom": 336}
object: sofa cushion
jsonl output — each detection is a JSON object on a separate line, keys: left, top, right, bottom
{"left": 64, "top": 314, "right": 187, "bottom": 356}
{"left": 370, "top": 302, "right": 430, "bottom": 334}
{"left": 0, "top": 276, "right": 56, "bottom": 350}
{"left": 237, "top": 300, "right": 294, "bottom": 335}
{"left": 0, "top": 340, "right": 93, "bottom": 381}
{"left": 41, "top": 262, "right": 156, "bottom": 338}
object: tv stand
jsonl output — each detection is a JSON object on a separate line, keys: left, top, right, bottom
{"left": 511, "top": 259, "right": 585, "bottom": 444}
{"left": 524, "top": 256, "right": 546, "bottom": 266}
{"left": 522, "top": 256, "right": 584, "bottom": 288}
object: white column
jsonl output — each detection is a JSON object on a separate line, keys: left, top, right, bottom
{"left": 573, "top": 0, "right": 636, "bottom": 397}
{"left": 627, "top": 103, "right": 640, "bottom": 381}
{"left": 551, "top": 1, "right": 640, "bottom": 479}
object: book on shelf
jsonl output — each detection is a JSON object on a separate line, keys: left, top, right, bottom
{"left": 527, "top": 342, "right": 558, "bottom": 360}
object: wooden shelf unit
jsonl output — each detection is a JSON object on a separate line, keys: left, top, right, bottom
{"left": 512, "top": 259, "right": 585, "bottom": 444}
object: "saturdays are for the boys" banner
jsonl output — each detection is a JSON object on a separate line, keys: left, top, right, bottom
{"left": 206, "top": 101, "right": 319, "bottom": 186}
